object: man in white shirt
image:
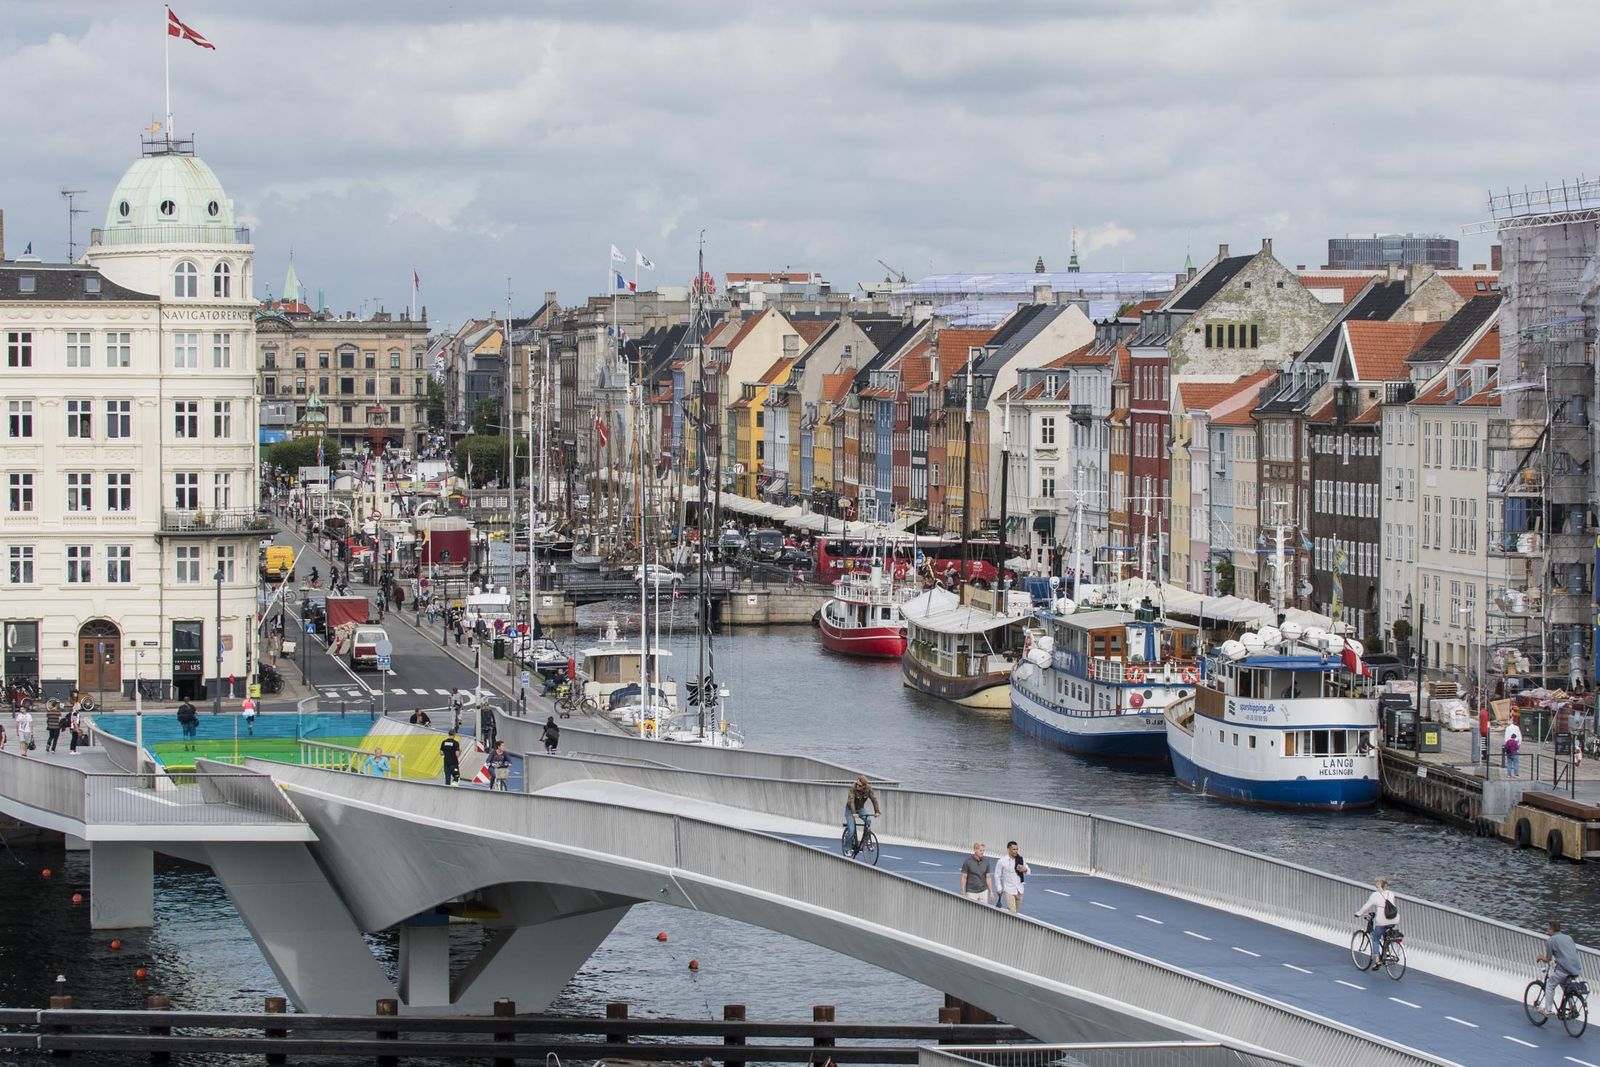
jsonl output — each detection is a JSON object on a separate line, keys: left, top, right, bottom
{"left": 1504, "top": 719, "right": 1523, "bottom": 778}
{"left": 994, "top": 840, "right": 1030, "bottom": 913}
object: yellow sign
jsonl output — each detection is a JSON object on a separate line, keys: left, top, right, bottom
{"left": 248, "top": 683, "right": 261, "bottom": 698}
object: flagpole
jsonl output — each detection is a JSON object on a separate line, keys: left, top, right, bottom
{"left": 164, "top": 5, "right": 172, "bottom": 144}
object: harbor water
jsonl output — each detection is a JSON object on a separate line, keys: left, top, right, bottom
{"left": 1, "top": 614, "right": 1596, "bottom": 1037}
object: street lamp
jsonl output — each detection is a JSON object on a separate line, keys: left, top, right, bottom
{"left": 214, "top": 564, "right": 225, "bottom": 719}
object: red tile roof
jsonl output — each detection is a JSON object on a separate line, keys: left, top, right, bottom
{"left": 788, "top": 318, "right": 833, "bottom": 344}
{"left": 727, "top": 272, "right": 811, "bottom": 283}
{"left": 702, "top": 320, "right": 733, "bottom": 347}
{"left": 1044, "top": 341, "right": 1095, "bottom": 369}
{"left": 933, "top": 328, "right": 996, "bottom": 383}
{"left": 820, "top": 373, "right": 854, "bottom": 405}
{"left": 1343, "top": 320, "right": 1444, "bottom": 381}
{"left": 1176, "top": 382, "right": 1241, "bottom": 410}
{"left": 899, "top": 340, "right": 934, "bottom": 392}
{"left": 1462, "top": 325, "right": 1501, "bottom": 364}
{"left": 1441, "top": 272, "right": 1500, "bottom": 300}
{"left": 1213, "top": 405, "right": 1258, "bottom": 427}
{"left": 1121, "top": 298, "right": 1163, "bottom": 318}
{"left": 755, "top": 356, "right": 794, "bottom": 385}
{"left": 1297, "top": 272, "right": 1380, "bottom": 302}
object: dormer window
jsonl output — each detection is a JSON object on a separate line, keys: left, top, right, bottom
{"left": 160, "top": 200, "right": 176, "bottom": 217}
{"left": 173, "top": 261, "right": 198, "bottom": 298}
{"left": 84, "top": 276, "right": 101, "bottom": 294}
{"left": 213, "top": 262, "right": 231, "bottom": 298}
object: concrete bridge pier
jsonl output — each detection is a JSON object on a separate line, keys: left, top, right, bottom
{"left": 89, "top": 842, "right": 153, "bottom": 929}
{"left": 201, "top": 842, "right": 393, "bottom": 1014}
{"left": 398, "top": 914, "right": 452, "bottom": 1007}
{"left": 443, "top": 885, "right": 635, "bottom": 1013}
{"left": 64, "top": 833, "right": 89, "bottom": 852}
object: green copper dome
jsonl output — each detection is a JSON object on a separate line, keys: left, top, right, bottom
{"left": 101, "top": 148, "right": 245, "bottom": 245}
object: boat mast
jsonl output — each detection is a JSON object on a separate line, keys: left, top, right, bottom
{"left": 999, "top": 392, "right": 1011, "bottom": 576}
{"left": 694, "top": 235, "right": 710, "bottom": 739}
{"left": 959, "top": 354, "right": 973, "bottom": 588}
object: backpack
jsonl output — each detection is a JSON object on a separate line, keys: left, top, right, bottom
{"left": 1505, "top": 735, "right": 1520, "bottom": 755}
{"left": 1383, "top": 895, "right": 1398, "bottom": 921}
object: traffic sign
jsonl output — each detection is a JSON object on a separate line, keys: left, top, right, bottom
{"left": 520, "top": 671, "right": 532, "bottom": 688}
{"left": 374, "top": 639, "right": 394, "bottom": 658}
{"left": 376, "top": 655, "right": 392, "bottom": 669}
{"left": 305, "top": 621, "right": 316, "bottom": 634}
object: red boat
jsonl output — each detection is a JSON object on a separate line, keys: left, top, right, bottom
{"left": 817, "top": 566, "right": 917, "bottom": 659}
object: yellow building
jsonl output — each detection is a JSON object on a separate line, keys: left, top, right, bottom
{"left": 727, "top": 357, "right": 795, "bottom": 497}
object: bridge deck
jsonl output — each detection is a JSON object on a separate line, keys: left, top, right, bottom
{"left": 539, "top": 779, "right": 1571, "bottom": 1067}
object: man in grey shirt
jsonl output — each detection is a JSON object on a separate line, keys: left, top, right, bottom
{"left": 1538, "top": 919, "right": 1583, "bottom": 1015}
{"left": 959, "top": 842, "right": 994, "bottom": 904}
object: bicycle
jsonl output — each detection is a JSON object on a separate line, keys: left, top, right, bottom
{"left": 1525, "top": 962, "right": 1589, "bottom": 1037}
{"left": 840, "top": 815, "right": 880, "bottom": 866}
{"left": 1349, "top": 919, "right": 1407, "bottom": 980}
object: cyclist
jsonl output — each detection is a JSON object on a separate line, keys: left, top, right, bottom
{"left": 1354, "top": 876, "right": 1399, "bottom": 971}
{"left": 486, "top": 740, "right": 513, "bottom": 790}
{"left": 1537, "top": 920, "right": 1583, "bottom": 1016}
{"left": 843, "top": 775, "right": 880, "bottom": 854}
{"left": 540, "top": 716, "right": 560, "bottom": 755}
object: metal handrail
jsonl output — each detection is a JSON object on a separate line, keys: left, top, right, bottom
{"left": 0, "top": 750, "right": 86, "bottom": 821}
{"left": 297, "top": 739, "right": 403, "bottom": 778}
{"left": 924, "top": 1044, "right": 1306, "bottom": 1067}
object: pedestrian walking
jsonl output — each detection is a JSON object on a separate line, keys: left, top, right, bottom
{"left": 176, "top": 699, "right": 199, "bottom": 752}
{"left": 995, "top": 840, "right": 1029, "bottom": 913}
{"left": 479, "top": 703, "right": 498, "bottom": 749}
{"left": 959, "top": 842, "right": 994, "bottom": 904}
{"left": 13, "top": 705, "right": 33, "bottom": 754}
{"left": 65, "top": 708, "right": 82, "bottom": 754}
{"left": 540, "top": 715, "right": 560, "bottom": 755}
{"left": 449, "top": 688, "right": 466, "bottom": 731}
{"left": 439, "top": 729, "right": 462, "bottom": 786}
{"left": 1503, "top": 719, "right": 1523, "bottom": 778}
{"left": 241, "top": 696, "right": 258, "bottom": 734}
{"left": 44, "top": 700, "right": 62, "bottom": 752}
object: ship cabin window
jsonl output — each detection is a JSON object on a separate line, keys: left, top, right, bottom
{"left": 1090, "top": 629, "right": 1124, "bottom": 658}
{"left": 1232, "top": 733, "right": 1239, "bottom": 746}
{"left": 1283, "top": 729, "right": 1362, "bottom": 758}
{"left": 1235, "top": 668, "right": 1313, "bottom": 700}
{"left": 1249, "top": 735, "right": 1257, "bottom": 748}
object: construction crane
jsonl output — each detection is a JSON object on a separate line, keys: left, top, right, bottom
{"left": 877, "top": 259, "right": 908, "bottom": 284}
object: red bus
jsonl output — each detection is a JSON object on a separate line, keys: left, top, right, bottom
{"left": 814, "top": 535, "right": 1008, "bottom": 586}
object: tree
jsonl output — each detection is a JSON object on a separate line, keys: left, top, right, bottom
{"left": 268, "top": 435, "right": 342, "bottom": 476}
{"left": 471, "top": 398, "right": 500, "bottom": 436}
{"left": 454, "top": 434, "right": 528, "bottom": 487}
{"left": 426, "top": 379, "right": 446, "bottom": 429}
{"left": 1214, "top": 556, "right": 1235, "bottom": 597}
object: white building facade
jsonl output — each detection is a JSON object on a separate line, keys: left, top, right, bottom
{"left": 0, "top": 138, "right": 262, "bottom": 702}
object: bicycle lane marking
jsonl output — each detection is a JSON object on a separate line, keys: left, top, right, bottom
{"left": 1444, "top": 1016, "right": 1477, "bottom": 1028}
{"left": 1504, "top": 1035, "right": 1538, "bottom": 1048}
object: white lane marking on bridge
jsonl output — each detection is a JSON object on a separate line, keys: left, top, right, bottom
{"left": 1231, "top": 947, "right": 1261, "bottom": 958}
{"left": 436, "top": 688, "right": 452, "bottom": 695}
{"left": 1283, "top": 964, "right": 1313, "bottom": 974}
{"left": 1503, "top": 1036, "right": 1537, "bottom": 1049}
{"left": 1044, "top": 889, "right": 1071, "bottom": 898}
{"left": 1090, "top": 901, "right": 1116, "bottom": 911}
{"left": 882, "top": 854, "right": 902, "bottom": 861}
{"left": 1444, "top": 1017, "right": 1478, "bottom": 1029}
{"left": 1136, "top": 914, "right": 1163, "bottom": 925}
{"left": 1388, "top": 997, "right": 1419, "bottom": 1009}
{"left": 1565, "top": 1056, "right": 1600, "bottom": 1067}
{"left": 1183, "top": 930, "right": 1211, "bottom": 941}
{"left": 916, "top": 860, "right": 941, "bottom": 867}
{"left": 1335, "top": 979, "right": 1364, "bottom": 990}
{"left": 117, "top": 788, "right": 179, "bottom": 807}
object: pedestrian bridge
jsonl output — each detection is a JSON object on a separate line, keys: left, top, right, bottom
{"left": 0, "top": 721, "right": 1592, "bottom": 1067}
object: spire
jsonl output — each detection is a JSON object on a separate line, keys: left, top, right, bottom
{"left": 283, "top": 250, "right": 303, "bottom": 306}
{"left": 1067, "top": 228, "right": 1080, "bottom": 273}
{"left": 1184, "top": 243, "right": 1194, "bottom": 273}
{"left": 1034, "top": 255, "right": 1046, "bottom": 274}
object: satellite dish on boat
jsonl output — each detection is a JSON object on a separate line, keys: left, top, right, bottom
{"left": 1280, "top": 621, "right": 1304, "bottom": 641}
{"left": 1303, "top": 626, "right": 1327, "bottom": 647}
{"left": 1239, "top": 632, "right": 1264, "bottom": 652}
{"left": 1221, "top": 639, "right": 1248, "bottom": 660}
{"left": 1055, "top": 598, "right": 1076, "bottom": 615}
{"left": 1258, "top": 626, "right": 1282, "bottom": 648}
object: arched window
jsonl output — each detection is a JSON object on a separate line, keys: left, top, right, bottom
{"left": 173, "top": 261, "right": 198, "bottom": 298}
{"left": 213, "top": 262, "right": 231, "bottom": 298}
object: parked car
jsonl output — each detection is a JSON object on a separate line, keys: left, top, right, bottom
{"left": 633, "top": 564, "right": 685, "bottom": 587}
{"left": 773, "top": 547, "right": 814, "bottom": 570}
{"left": 350, "top": 625, "right": 390, "bottom": 670}
{"left": 748, "top": 529, "right": 786, "bottom": 561}
{"left": 717, "top": 529, "right": 747, "bottom": 554}
{"left": 1361, "top": 654, "right": 1408, "bottom": 684}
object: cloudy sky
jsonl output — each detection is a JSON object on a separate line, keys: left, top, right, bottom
{"left": 0, "top": 1, "right": 1587, "bottom": 329}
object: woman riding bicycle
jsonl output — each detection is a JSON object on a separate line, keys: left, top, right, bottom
{"left": 844, "top": 776, "right": 880, "bottom": 851}
{"left": 1354, "top": 876, "right": 1399, "bottom": 971}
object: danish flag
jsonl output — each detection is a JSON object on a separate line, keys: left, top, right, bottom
{"left": 167, "top": 7, "right": 216, "bottom": 49}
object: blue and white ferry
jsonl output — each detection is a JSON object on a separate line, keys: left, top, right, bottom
{"left": 1165, "top": 624, "right": 1380, "bottom": 810}
{"left": 1010, "top": 598, "right": 1201, "bottom": 761}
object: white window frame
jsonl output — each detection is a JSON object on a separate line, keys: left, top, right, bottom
{"left": 65, "top": 544, "right": 92, "bottom": 585}
{"left": 174, "top": 332, "right": 200, "bottom": 369}
{"left": 173, "top": 261, "right": 199, "bottom": 298}
{"left": 66, "top": 472, "right": 92, "bottom": 513}
{"left": 106, "top": 544, "right": 132, "bottom": 584}
{"left": 106, "top": 472, "right": 133, "bottom": 512}
{"left": 66, "top": 331, "right": 91, "bottom": 368}
{"left": 8, "top": 545, "right": 35, "bottom": 585}
{"left": 175, "top": 545, "right": 201, "bottom": 584}
{"left": 7, "top": 399, "right": 33, "bottom": 439}
{"left": 106, "top": 332, "right": 131, "bottom": 369}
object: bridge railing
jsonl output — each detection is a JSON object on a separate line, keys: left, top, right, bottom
{"left": 0, "top": 750, "right": 86, "bottom": 821}
{"left": 521, "top": 755, "right": 1593, "bottom": 994}
{"left": 297, "top": 739, "right": 404, "bottom": 778}
{"left": 83, "top": 775, "right": 306, "bottom": 826}
{"left": 86, "top": 722, "right": 144, "bottom": 774}
{"left": 194, "top": 759, "right": 308, "bottom": 823}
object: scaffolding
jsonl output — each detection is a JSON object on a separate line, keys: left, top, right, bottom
{"left": 1480, "top": 182, "right": 1598, "bottom": 685}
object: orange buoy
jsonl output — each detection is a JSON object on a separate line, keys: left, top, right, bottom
{"left": 656, "top": 932, "right": 668, "bottom": 942}
{"left": 109, "top": 940, "right": 123, "bottom": 951}
{"left": 688, "top": 959, "right": 699, "bottom": 971}
{"left": 134, "top": 967, "right": 148, "bottom": 981}
{"left": 70, "top": 893, "right": 82, "bottom": 905}
{"left": 41, "top": 869, "right": 51, "bottom": 879}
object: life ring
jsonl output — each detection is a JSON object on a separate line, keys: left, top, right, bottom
{"left": 1181, "top": 666, "right": 1199, "bottom": 684}
{"left": 1127, "top": 666, "right": 1146, "bottom": 684}
{"left": 1024, "top": 633, "right": 1033, "bottom": 655}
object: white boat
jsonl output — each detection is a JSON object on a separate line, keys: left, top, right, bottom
{"left": 575, "top": 616, "right": 680, "bottom": 717}
{"left": 1010, "top": 598, "right": 1199, "bottom": 762}
{"left": 462, "top": 586, "right": 515, "bottom": 633}
{"left": 1165, "top": 625, "right": 1381, "bottom": 810}
{"left": 901, "top": 585, "right": 1034, "bottom": 709}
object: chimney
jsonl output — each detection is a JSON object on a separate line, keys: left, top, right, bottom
{"left": 1032, "top": 283, "right": 1053, "bottom": 305}
{"left": 544, "top": 290, "right": 557, "bottom": 308}
{"left": 1187, "top": 266, "right": 1197, "bottom": 280}
{"left": 1471, "top": 263, "right": 1488, "bottom": 271}
{"left": 1408, "top": 263, "right": 1436, "bottom": 294}
{"left": 1218, "top": 243, "right": 1229, "bottom": 259}
{"left": 1385, "top": 262, "right": 1399, "bottom": 283}
{"left": 1490, "top": 244, "right": 1503, "bottom": 271}
{"left": 910, "top": 302, "right": 933, "bottom": 325}
{"left": 1261, "top": 237, "right": 1273, "bottom": 256}
{"left": 0, "top": 208, "right": 5, "bottom": 260}
{"left": 1296, "top": 264, "right": 1306, "bottom": 271}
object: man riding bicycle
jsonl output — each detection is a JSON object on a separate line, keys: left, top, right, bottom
{"left": 843, "top": 775, "right": 880, "bottom": 853}
{"left": 1537, "top": 920, "right": 1584, "bottom": 1016}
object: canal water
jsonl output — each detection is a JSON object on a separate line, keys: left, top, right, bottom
{"left": 2, "top": 612, "right": 1596, "bottom": 1045}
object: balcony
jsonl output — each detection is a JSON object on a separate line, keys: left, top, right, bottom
{"left": 1069, "top": 404, "right": 1094, "bottom": 424}
{"left": 90, "top": 224, "right": 251, "bottom": 247}
{"left": 158, "top": 509, "right": 274, "bottom": 537}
